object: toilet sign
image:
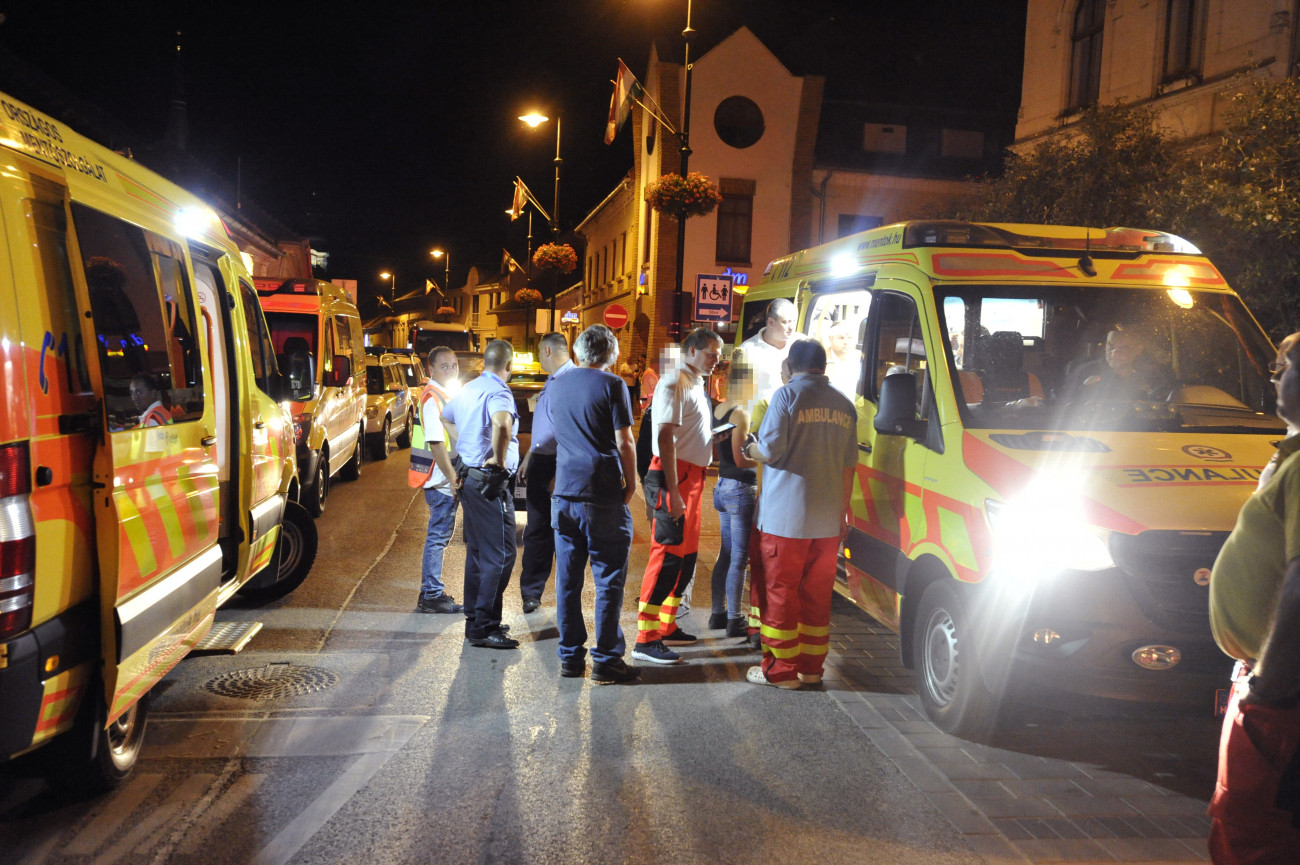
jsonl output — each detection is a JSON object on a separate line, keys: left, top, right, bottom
{"left": 695, "top": 274, "right": 733, "bottom": 322}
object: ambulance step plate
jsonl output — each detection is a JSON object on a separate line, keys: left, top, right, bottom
{"left": 191, "top": 621, "right": 263, "bottom": 655}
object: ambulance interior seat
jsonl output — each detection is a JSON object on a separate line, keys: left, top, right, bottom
{"left": 978, "top": 331, "right": 1043, "bottom": 403}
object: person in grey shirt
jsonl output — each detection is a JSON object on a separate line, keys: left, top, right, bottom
{"left": 741, "top": 338, "right": 857, "bottom": 689}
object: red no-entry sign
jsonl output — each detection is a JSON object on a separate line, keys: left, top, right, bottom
{"left": 604, "top": 303, "right": 629, "bottom": 329}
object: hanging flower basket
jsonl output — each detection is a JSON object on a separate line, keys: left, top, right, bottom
{"left": 532, "top": 243, "right": 578, "bottom": 274}
{"left": 644, "top": 171, "right": 723, "bottom": 218}
{"left": 514, "top": 288, "right": 543, "bottom": 307}
{"left": 435, "top": 305, "right": 456, "bottom": 316}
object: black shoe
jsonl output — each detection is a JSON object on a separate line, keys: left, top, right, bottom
{"left": 468, "top": 630, "right": 519, "bottom": 649}
{"left": 662, "top": 628, "right": 697, "bottom": 646}
{"left": 592, "top": 658, "right": 640, "bottom": 685}
{"left": 560, "top": 657, "right": 585, "bottom": 678}
{"left": 631, "top": 640, "right": 681, "bottom": 665}
{"left": 726, "top": 617, "right": 748, "bottom": 637}
{"left": 419, "top": 594, "right": 464, "bottom": 614}
{"left": 707, "top": 612, "right": 728, "bottom": 630}
{"left": 746, "top": 632, "right": 762, "bottom": 650}
{"left": 522, "top": 597, "right": 542, "bottom": 614}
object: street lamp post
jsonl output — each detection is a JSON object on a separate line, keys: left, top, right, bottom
{"left": 518, "top": 112, "right": 562, "bottom": 238}
{"left": 379, "top": 270, "right": 395, "bottom": 301}
{"left": 519, "top": 111, "right": 563, "bottom": 330}
{"left": 429, "top": 248, "right": 450, "bottom": 294}
{"left": 671, "top": 0, "right": 696, "bottom": 340}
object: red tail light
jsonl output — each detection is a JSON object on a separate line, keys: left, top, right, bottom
{"left": 0, "top": 442, "right": 35, "bottom": 640}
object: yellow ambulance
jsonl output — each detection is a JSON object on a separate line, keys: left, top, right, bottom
{"left": 256, "top": 278, "right": 366, "bottom": 517}
{"left": 0, "top": 92, "right": 315, "bottom": 788}
{"left": 741, "top": 221, "right": 1284, "bottom": 737}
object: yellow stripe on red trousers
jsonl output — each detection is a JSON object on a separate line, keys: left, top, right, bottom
{"left": 636, "top": 458, "right": 706, "bottom": 644}
{"left": 750, "top": 530, "right": 839, "bottom": 683}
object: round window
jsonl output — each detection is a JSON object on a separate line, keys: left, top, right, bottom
{"left": 713, "top": 96, "right": 764, "bottom": 149}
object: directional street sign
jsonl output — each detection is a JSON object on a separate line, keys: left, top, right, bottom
{"left": 695, "top": 274, "right": 733, "bottom": 322}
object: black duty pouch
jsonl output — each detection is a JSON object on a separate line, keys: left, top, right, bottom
{"left": 471, "top": 464, "right": 514, "bottom": 500}
{"left": 643, "top": 469, "right": 685, "bottom": 546}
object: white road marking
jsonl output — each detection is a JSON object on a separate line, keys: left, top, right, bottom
{"left": 97, "top": 773, "right": 213, "bottom": 865}
{"left": 62, "top": 772, "right": 164, "bottom": 855}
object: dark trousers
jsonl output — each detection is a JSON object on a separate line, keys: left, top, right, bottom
{"left": 553, "top": 497, "right": 633, "bottom": 664}
{"left": 459, "top": 480, "right": 516, "bottom": 638}
{"left": 519, "top": 452, "right": 557, "bottom": 601}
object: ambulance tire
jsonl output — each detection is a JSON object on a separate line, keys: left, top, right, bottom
{"left": 44, "top": 684, "right": 149, "bottom": 794}
{"left": 371, "top": 418, "right": 391, "bottom": 460}
{"left": 340, "top": 431, "right": 362, "bottom": 482}
{"left": 396, "top": 413, "right": 412, "bottom": 449}
{"left": 913, "top": 581, "right": 998, "bottom": 741}
{"left": 239, "top": 500, "right": 318, "bottom": 602}
{"left": 306, "top": 455, "right": 328, "bottom": 517}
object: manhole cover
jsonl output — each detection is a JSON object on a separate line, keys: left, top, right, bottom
{"left": 203, "top": 663, "right": 339, "bottom": 700}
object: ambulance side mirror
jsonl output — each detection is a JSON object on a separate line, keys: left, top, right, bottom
{"left": 324, "top": 355, "right": 351, "bottom": 387}
{"left": 275, "top": 349, "right": 316, "bottom": 402}
{"left": 874, "top": 372, "right": 926, "bottom": 439}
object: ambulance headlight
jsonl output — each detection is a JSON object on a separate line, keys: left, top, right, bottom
{"left": 985, "top": 497, "right": 1114, "bottom": 580}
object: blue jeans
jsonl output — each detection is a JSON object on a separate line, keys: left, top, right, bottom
{"left": 422, "top": 488, "right": 458, "bottom": 598}
{"left": 552, "top": 497, "right": 633, "bottom": 664}
{"left": 711, "top": 477, "right": 756, "bottom": 618}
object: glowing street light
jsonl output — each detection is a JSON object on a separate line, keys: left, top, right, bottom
{"left": 429, "top": 248, "right": 450, "bottom": 293}
{"left": 519, "top": 111, "right": 562, "bottom": 236}
{"left": 379, "top": 270, "right": 395, "bottom": 300}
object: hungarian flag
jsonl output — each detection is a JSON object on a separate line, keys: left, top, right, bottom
{"left": 604, "top": 60, "right": 642, "bottom": 145}
{"left": 510, "top": 177, "right": 526, "bottom": 221}
{"left": 425, "top": 279, "right": 435, "bottom": 295}
{"left": 502, "top": 249, "right": 522, "bottom": 275}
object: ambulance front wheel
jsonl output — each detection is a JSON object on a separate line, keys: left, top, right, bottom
{"left": 239, "top": 500, "right": 318, "bottom": 602}
{"left": 340, "top": 430, "right": 363, "bottom": 482}
{"left": 913, "top": 581, "right": 998, "bottom": 740}
{"left": 305, "top": 453, "right": 327, "bottom": 517}
{"left": 46, "top": 685, "right": 149, "bottom": 793}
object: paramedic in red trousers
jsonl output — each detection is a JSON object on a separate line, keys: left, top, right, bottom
{"left": 547, "top": 324, "right": 640, "bottom": 684}
{"left": 415, "top": 346, "right": 463, "bottom": 614}
{"left": 440, "top": 339, "right": 520, "bottom": 650}
{"left": 518, "top": 332, "right": 573, "bottom": 613}
{"left": 1207, "top": 330, "right": 1300, "bottom": 862}
{"left": 632, "top": 327, "right": 724, "bottom": 665}
{"left": 741, "top": 338, "right": 856, "bottom": 689}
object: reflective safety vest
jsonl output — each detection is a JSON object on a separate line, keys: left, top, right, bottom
{"left": 140, "top": 404, "right": 172, "bottom": 427}
{"left": 409, "top": 382, "right": 450, "bottom": 488}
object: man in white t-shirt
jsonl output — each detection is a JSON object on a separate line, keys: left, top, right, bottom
{"left": 416, "top": 347, "right": 464, "bottom": 614}
{"left": 631, "top": 328, "right": 723, "bottom": 665}
{"left": 734, "top": 297, "right": 796, "bottom": 404}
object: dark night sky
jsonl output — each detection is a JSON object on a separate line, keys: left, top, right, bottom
{"left": 0, "top": 1, "right": 1026, "bottom": 310}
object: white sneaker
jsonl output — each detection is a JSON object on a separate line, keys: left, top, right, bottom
{"left": 746, "top": 665, "right": 800, "bottom": 689}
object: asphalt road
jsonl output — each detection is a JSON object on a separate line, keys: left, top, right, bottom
{"left": 2, "top": 453, "right": 982, "bottom": 865}
{"left": 3, "top": 442, "right": 1226, "bottom": 864}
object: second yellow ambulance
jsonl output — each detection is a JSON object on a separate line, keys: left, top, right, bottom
{"left": 742, "top": 220, "right": 1282, "bottom": 736}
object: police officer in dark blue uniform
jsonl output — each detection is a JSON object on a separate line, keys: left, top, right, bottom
{"left": 441, "top": 339, "right": 520, "bottom": 649}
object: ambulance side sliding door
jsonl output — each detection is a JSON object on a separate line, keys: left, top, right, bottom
{"left": 69, "top": 203, "right": 221, "bottom": 719}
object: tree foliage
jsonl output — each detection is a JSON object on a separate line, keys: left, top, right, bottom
{"left": 958, "top": 78, "right": 1300, "bottom": 338}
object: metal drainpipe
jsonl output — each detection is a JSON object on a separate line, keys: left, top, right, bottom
{"left": 816, "top": 170, "right": 833, "bottom": 246}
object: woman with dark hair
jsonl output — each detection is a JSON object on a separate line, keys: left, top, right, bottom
{"left": 708, "top": 357, "right": 759, "bottom": 637}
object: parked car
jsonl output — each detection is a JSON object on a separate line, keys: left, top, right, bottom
{"left": 509, "top": 378, "right": 545, "bottom": 510}
{"left": 364, "top": 353, "right": 414, "bottom": 460}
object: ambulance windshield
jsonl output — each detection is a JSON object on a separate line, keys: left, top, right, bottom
{"left": 935, "top": 285, "right": 1286, "bottom": 434}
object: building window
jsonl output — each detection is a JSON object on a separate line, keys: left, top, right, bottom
{"left": 620, "top": 231, "right": 627, "bottom": 276}
{"left": 1069, "top": 0, "right": 1105, "bottom": 110}
{"left": 1163, "top": 0, "right": 1204, "bottom": 82}
{"left": 941, "top": 129, "right": 985, "bottom": 159}
{"left": 838, "top": 215, "right": 884, "bottom": 238}
{"left": 716, "top": 196, "right": 753, "bottom": 264}
{"left": 862, "top": 123, "right": 907, "bottom": 154}
{"left": 713, "top": 96, "right": 765, "bottom": 149}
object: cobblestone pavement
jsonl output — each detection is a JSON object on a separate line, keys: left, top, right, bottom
{"left": 818, "top": 597, "right": 1218, "bottom": 865}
